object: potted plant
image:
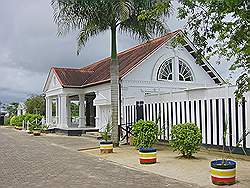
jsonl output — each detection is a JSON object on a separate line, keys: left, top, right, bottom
{"left": 132, "top": 120, "right": 159, "bottom": 164}
{"left": 41, "top": 124, "right": 49, "bottom": 134}
{"left": 100, "top": 122, "right": 113, "bottom": 154}
{"left": 31, "top": 123, "right": 42, "bottom": 136}
{"left": 210, "top": 119, "right": 237, "bottom": 185}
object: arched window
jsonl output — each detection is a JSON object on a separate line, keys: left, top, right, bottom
{"left": 178, "top": 60, "right": 194, "bottom": 81}
{"left": 157, "top": 59, "right": 173, "bottom": 81}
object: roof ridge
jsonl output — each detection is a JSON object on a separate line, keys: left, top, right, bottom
{"left": 79, "top": 30, "right": 181, "bottom": 70}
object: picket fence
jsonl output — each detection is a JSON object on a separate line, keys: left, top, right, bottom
{"left": 121, "top": 85, "right": 250, "bottom": 154}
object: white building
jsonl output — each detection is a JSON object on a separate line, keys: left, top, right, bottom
{"left": 17, "top": 103, "right": 26, "bottom": 116}
{"left": 43, "top": 30, "right": 225, "bottom": 134}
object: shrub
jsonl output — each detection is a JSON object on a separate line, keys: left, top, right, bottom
{"left": 4, "top": 117, "right": 11, "bottom": 126}
{"left": 10, "top": 115, "right": 25, "bottom": 127}
{"left": 29, "top": 123, "right": 43, "bottom": 132}
{"left": 170, "top": 123, "right": 202, "bottom": 157}
{"left": 132, "top": 120, "right": 159, "bottom": 148}
{"left": 10, "top": 114, "right": 44, "bottom": 127}
{"left": 24, "top": 113, "right": 43, "bottom": 123}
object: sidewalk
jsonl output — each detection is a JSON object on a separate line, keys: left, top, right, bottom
{"left": 81, "top": 144, "right": 250, "bottom": 187}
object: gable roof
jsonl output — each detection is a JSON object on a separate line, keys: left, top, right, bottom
{"left": 44, "top": 30, "right": 225, "bottom": 91}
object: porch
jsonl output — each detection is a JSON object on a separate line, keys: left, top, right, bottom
{"left": 46, "top": 92, "right": 99, "bottom": 135}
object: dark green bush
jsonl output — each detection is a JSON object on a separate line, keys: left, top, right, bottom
{"left": 170, "top": 123, "right": 202, "bottom": 157}
{"left": 132, "top": 120, "right": 159, "bottom": 148}
{"left": 29, "top": 123, "right": 43, "bottom": 131}
{"left": 4, "top": 117, "right": 11, "bottom": 125}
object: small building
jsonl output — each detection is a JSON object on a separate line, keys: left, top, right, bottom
{"left": 17, "top": 103, "right": 26, "bottom": 116}
{"left": 43, "top": 30, "right": 225, "bottom": 133}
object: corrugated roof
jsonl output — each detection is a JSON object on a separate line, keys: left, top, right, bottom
{"left": 52, "top": 30, "right": 179, "bottom": 88}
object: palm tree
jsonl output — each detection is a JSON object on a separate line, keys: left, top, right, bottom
{"left": 51, "top": 0, "right": 171, "bottom": 145}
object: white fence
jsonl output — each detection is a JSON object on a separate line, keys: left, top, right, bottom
{"left": 122, "top": 85, "right": 250, "bottom": 153}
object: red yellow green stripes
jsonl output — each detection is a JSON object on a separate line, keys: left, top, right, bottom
{"left": 211, "top": 167, "right": 236, "bottom": 185}
{"left": 139, "top": 151, "right": 157, "bottom": 164}
{"left": 100, "top": 143, "right": 113, "bottom": 153}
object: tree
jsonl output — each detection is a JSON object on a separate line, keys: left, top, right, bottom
{"left": 177, "top": 0, "right": 250, "bottom": 100}
{"left": 71, "top": 102, "right": 79, "bottom": 117}
{"left": 6, "top": 102, "right": 19, "bottom": 117}
{"left": 51, "top": 0, "right": 171, "bottom": 145}
{"left": 25, "top": 95, "right": 45, "bottom": 115}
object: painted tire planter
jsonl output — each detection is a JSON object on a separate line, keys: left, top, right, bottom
{"left": 33, "top": 129, "right": 41, "bottom": 136}
{"left": 211, "top": 160, "right": 236, "bottom": 185}
{"left": 15, "top": 126, "right": 22, "bottom": 130}
{"left": 139, "top": 148, "right": 157, "bottom": 164}
{"left": 100, "top": 141, "right": 113, "bottom": 154}
{"left": 33, "top": 131, "right": 41, "bottom": 136}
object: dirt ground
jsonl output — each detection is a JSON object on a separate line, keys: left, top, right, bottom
{"left": 81, "top": 144, "right": 250, "bottom": 188}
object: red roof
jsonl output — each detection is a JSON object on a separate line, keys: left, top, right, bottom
{"left": 52, "top": 30, "right": 180, "bottom": 88}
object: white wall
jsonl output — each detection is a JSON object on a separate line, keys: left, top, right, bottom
{"left": 121, "top": 42, "right": 218, "bottom": 102}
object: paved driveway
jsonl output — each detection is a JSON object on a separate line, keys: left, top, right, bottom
{"left": 0, "top": 127, "right": 198, "bottom": 188}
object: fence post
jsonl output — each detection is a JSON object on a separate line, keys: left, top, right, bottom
{"left": 22, "top": 120, "right": 25, "bottom": 130}
{"left": 126, "top": 124, "right": 129, "bottom": 144}
{"left": 136, "top": 101, "right": 144, "bottom": 121}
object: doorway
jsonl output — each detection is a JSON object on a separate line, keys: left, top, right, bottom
{"left": 85, "top": 92, "right": 96, "bottom": 127}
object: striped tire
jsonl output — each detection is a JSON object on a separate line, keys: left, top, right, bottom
{"left": 100, "top": 141, "right": 113, "bottom": 154}
{"left": 139, "top": 148, "right": 157, "bottom": 164}
{"left": 211, "top": 160, "right": 236, "bottom": 185}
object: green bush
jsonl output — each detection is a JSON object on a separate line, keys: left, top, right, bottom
{"left": 10, "top": 115, "right": 25, "bottom": 126}
{"left": 132, "top": 120, "right": 159, "bottom": 148}
{"left": 170, "top": 123, "right": 202, "bottom": 157}
{"left": 4, "top": 117, "right": 11, "bottom": 125}
{"left": 29, "top": 123, "right": 42, "bottom": 131}
{"left": 24, "top": 113, "right": 43, "bottom": 123}
{"left": 10, "top": 114, "right": 44, "bottom": 127}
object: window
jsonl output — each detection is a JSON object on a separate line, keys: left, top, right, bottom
{"left": 178, "top": 60, "right": 193, "bottom": 81}
{"left": 157, "top": 59, "right": 173, "bottom": 81}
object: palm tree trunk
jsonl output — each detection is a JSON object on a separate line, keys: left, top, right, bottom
{"left": 110, "top": 26, "right": 119, "bottom": 146}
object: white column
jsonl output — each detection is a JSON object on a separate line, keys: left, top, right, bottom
{"left": 46, "top": 97, "right": 52, "bottom": 125}
{"left": 79, "top": 94, "right": 86, "bottom": 128}
{"left": 55, "top": 97, "right": 58, "bottom": 124}
{"left": 59, "top": 94, "right": 69, "bottom": 128}
{"left": 57, "top": 95, "right": 61, "bottom": 125}
{"left": 67, "top": 97, "right": 71, "bottom": 127}
{"left": 95, "top": 105, "right": 100, "bottom": 129}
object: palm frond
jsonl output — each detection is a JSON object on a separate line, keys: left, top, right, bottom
{"left": 77, "top": 21, "right": 109, "bottom": 55}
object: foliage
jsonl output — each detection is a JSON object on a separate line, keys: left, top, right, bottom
{"left": 52, "top": 0, "right": 171, "bottom": 54}
{"left": 132, "top": 120, "right": 159, "bottom": 148}
{"left": 4, "top": 117, "right": 11, "bottom": 126}
{"left": 24, "top": 113, "right": 43, "bottom": 123}
{"left": 10, "top": 114, "right": 44, "bottom": 127}
{"left": 25, "top": 95, "right": 45, "bottom": 115}
{"left": 6, "top": 102, "right": 19, "bottom": 117}
{"left": 51, "top": 0, "right": 172, "bottom": 144}
{"left": 101, "top": 122, "right": 112, "bottom": 142}
{"left": 170, "top": 123, "right": 202, "bottom": 157}
{"left": 28, "top": 123, "right": 48, "bottom": 133}
{"left": 29, "top": 123, "right": 42, "bottom": 131}
{"left": 177, "top": 0, "right": 250, "bottom": 100}
{"left": 10, "top": 115, "right": 25, "bottom": 127}
{"left": 71, "top": 102, "right": 79, "bottom": 117}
